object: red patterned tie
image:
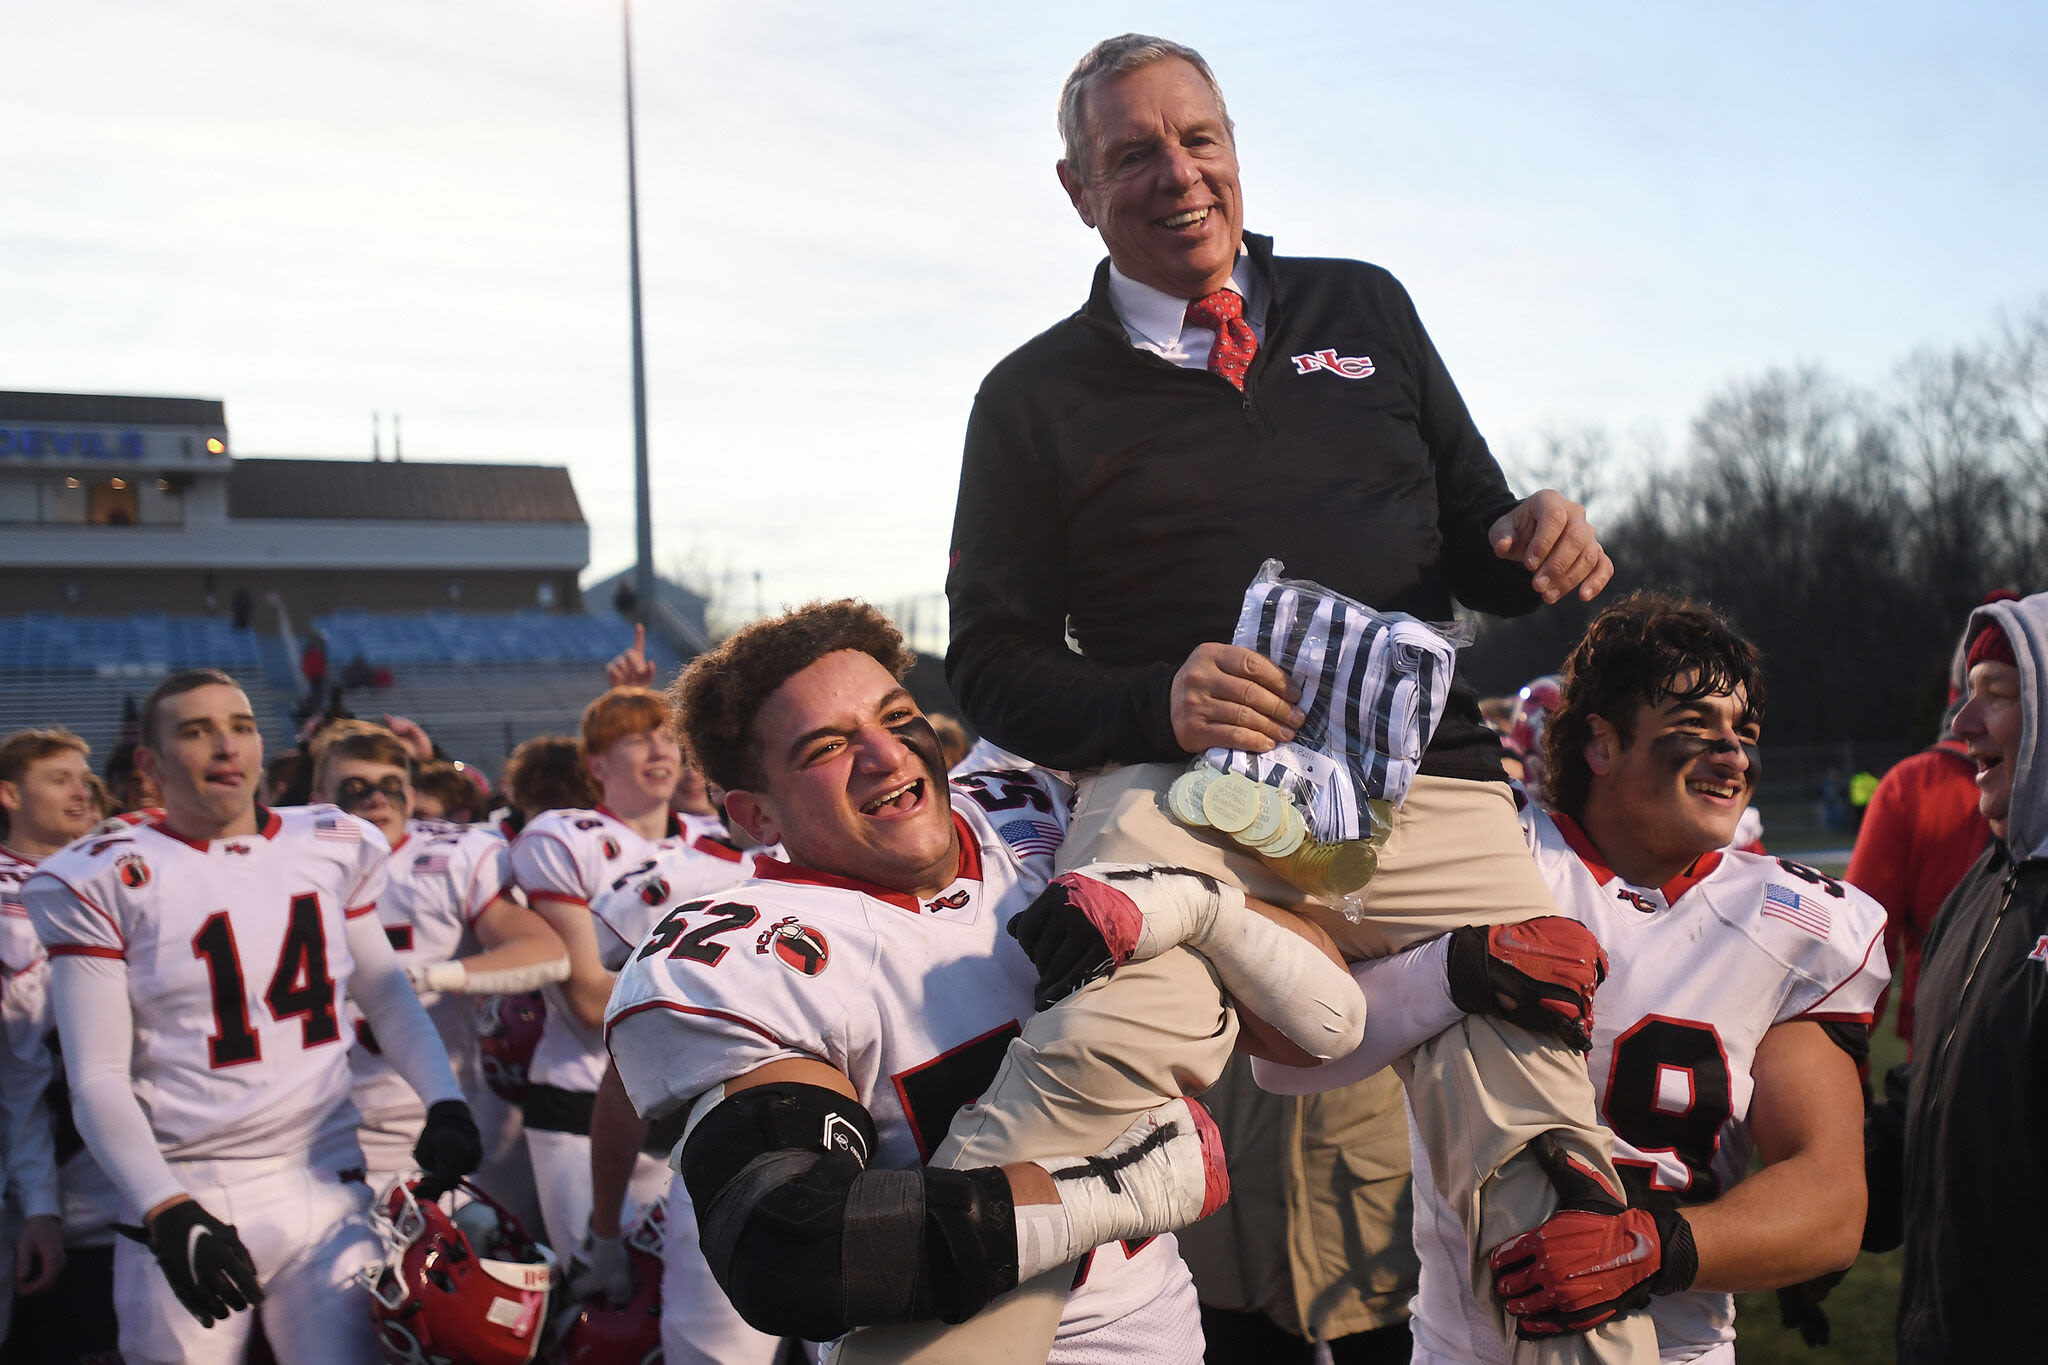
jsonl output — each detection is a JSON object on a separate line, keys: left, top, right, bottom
{"left": 1184, "top": 288, "right": 1257, "bottom": 390}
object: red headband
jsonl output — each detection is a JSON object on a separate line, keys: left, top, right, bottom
{"left": 1967, "top": 622, "right": 2017, "bottom": 670}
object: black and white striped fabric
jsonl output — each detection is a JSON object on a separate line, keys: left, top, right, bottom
{"left": 1203, "top": 560, "right": 1461, "bottom": 843}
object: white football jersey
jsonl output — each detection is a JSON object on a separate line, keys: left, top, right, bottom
{"left": 606, "top": 767, "right": 1190, "bottom": 1354}
{"left": 588, "top": 834, "right": 778, "bottom": 974}
{"left": 510, "top": 806, "right": 694, "bottom": 1092}
{"left": 348, "top": 819, "right": 513, "bottom": 1127}
{"left": 21, "top": 806, "right": 387, "bottom": 1165}
{"left": 1410, "top": 809, "right": 1889, "bottom": 1365}
{"left": 2, "top": 843, "right": 126, "bottom": 1243}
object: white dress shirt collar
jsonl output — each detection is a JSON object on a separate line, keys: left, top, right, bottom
{"left": 1106, "top": 246, "right": 1265, "bottom": 365}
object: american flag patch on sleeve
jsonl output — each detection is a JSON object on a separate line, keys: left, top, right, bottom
{"left": 997, "top": 819, "right": 1062, "bottom": 859}
{"left": 411, "top": 853, "right": 452, "bottom": 875}
{"left": 1763, "top": 884, "right": 1830, "bottom": 937}
{"left": 315, "top": 815, "right": 362, "bottom": 842}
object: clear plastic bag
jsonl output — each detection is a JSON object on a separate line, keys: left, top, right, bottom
{"left": 1166, "top": 560, "right": 1470, "bottom": 912}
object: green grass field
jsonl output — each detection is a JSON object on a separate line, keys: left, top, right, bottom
{"left": 1728, "top": 848, "right": 1902, "bottom": 1365}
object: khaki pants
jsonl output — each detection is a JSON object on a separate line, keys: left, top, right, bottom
{"left": 834, "top": 768, "right": 1656, "bottom": 1365}
{"left": 1176, "top": 1058, "right": 1417, "bottom": 1341}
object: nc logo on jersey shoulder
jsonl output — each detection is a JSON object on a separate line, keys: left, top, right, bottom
{"left": 925, "top": 889, "right": 971, "bottom": 913}
{"left": 116, "top": 854, "right": 151, "bottom": 889}
{"left": 601, "top": 837, "right": 621, "bottom": 860}
{"left": 1290, "top": 348, "right": 1375, "bottom": 379}
{"left": 756, "top": 915, "right": 830, "bottom": 977}
{"left": 637, "top": 875, "right": 670, "bottom": 907}
{"left": 1616, "top": 887, "right": 1657, "bottom": 914}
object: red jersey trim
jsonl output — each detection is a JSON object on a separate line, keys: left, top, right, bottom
{"left": 604, "top": 998, "right": 787, "bottom": 1050}
{"left": 1550, "top": 811, "right": 1723, "bottom": 905}
{"left": 345, "top": 901, "right": 379, "bottom": 920}
{"left": 751, "top": 813, "right": 982, "bottom": 916}
{"left": 1798, "top": 919, "right": 1886, "bottom": 1016}
{"left": 1793, "top": 1011, "right": 1875, "bottom": 1024}
{"left": 527, "top": 891, "right": 591, "bottom": 910}
{"left": 594, "top": 806, "right": 684, "bottom": 841}
{"left": 47, "top": 944, "right": 123, "bottom": 960}
{"left": 691, "top": 835, "right": 744, "bottom": 863}
{"left": 146, "top": 806, "right": 281, "bottom": 851}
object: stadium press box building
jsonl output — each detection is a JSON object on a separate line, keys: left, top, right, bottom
{"left": 0, "top": 391, "right": 589, "bottom": 617}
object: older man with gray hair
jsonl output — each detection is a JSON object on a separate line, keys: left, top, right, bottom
{"left": 860, "top": 32, "right": 1659, "bottom": 1365}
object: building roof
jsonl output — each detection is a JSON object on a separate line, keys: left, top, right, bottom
{"left": 228, "top": 459, "right": 584, "bottom": 524}
{"left": 0, "top": 391, "right": 226, "bottom": 428}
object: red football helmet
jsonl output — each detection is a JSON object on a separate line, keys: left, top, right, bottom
{"left": 1507, "top": 675, "right": 1564, "bottom": 787}
{"left": 364, "top": 1178, "right": 558, "bottom": 1365}
{"left": 555, "top": 1198, "right": 665, "bottom": 1365}
{"left": 476, "top": 992, "right": 546, "bottom": 1104}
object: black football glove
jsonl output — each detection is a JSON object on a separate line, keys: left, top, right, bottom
{"left": 412, "top": 1099, "right": 483, "bottom": 1200}
{"left": 1776, "top": 1267, "right": 1848, "bottom": 1348}
{"left": 1007, "top": 880, "right": 1116, "bottom": 1011}
{"left": 1488, "top": 1133, "right": 1696, "bottom": 1338}
{"left": 144, "top": 1198, "right": 265, "bottom": 1327}
{"left": 1447, "top": 917, "right": 1609, "bottom": 1052}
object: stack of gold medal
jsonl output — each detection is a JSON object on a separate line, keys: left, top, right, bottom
{"left": 1167, "top": 769, "right": 1393, "bottom": 898}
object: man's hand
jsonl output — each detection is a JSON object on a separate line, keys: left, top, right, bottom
{"left": 1171, "top": 643, "right": 1304, "bottom": 754}
{"left": 412, "top": 1100, "right": 484, "bottom": 1200}
{"left": 381, "top": 714, "right": 435, "bottom": 763}
{"left": 1489, "top": 490, "right": 1614, "bottom": 605}
{"left": 606, "top": 624, "right": 658, "bottom": 689}
{"left": 1488, "top": 1134, "right": 1696, "bottom": 1337}
{"left": 14, "top": 1213, "right": 63, "bottom": 1295}
{"left": 1446, "top": 918, "right": 1608, "bottom": 1052}
{"left": 144, "top": 1196, "right": 265, "bottom": 1328}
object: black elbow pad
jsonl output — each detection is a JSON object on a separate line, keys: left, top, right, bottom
{"left": 681, "top": 1082, "right": 1018, "bottom": 1339}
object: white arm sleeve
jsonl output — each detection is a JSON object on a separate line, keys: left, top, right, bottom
{"left": 1252, "top": 937, "right": 1463, "bottom": 1096}
{"left": 50, "top": 954, "right": 184, "bottom": 1215}
{"left": 346, "top": 912, "right": 463, "bottom": 1110}
{"left": 1, "top": 968, "right": 60, "bottom": 1219}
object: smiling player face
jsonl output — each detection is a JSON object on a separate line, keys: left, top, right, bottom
{"left": 1058, "top": 56, "right": 1244, "bottom": 300}
{"left": 726, "top": 650, "right": 958, "bottom": 897}
{"left": 1595, "top": 675, "right": 1760, "bottom": 868}
{"left": 0, "top": 748, "right": 96, "bottom": 851}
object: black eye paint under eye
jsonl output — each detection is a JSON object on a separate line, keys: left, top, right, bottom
{"left": 1649, "top": 733, "right": 1760, "bottom": 785}
{"left": 888, "top": 716, "right": 947, "bottom": 789}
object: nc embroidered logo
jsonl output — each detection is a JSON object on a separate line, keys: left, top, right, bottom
{"left": 2028, "top": 934, "right": 2048, "bottom": 967}
{"left": 1291, "top": 348, "right": 1375, "bottom": 379}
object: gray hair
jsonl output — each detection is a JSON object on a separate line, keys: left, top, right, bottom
{"left": 1057, "top": 34, "right": 1233, "bottom": 182}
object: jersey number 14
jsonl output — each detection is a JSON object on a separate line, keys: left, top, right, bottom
{"left": 192, "top": 894, "right": 341, "bottom": 1069}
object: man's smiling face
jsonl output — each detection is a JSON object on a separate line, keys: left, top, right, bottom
{"left": 1594, "top": 675, "right": 1760, "bottom": 864}
{"left": 724, "top": 650, "right": 957, "bottom": 897}
{"left": 1058, "top": 55, "right": 1244, "bottom": 300}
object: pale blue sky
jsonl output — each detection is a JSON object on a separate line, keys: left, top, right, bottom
{"left": 5, "top": 1, "right": 2043, "bottom": 616}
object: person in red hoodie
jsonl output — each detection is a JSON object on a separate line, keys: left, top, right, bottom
{"left": 1844, "top": 596, "right": 2015, "bottom": 1047}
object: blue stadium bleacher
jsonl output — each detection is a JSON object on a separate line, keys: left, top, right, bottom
{"left": 0, "top": 614, "right": 286, "bottom": 761}
{"left": 312, "top": 610, "right": 625, "bottom": 668}
{"left": 0, "top": 612, "right": 265, "bottom": 674}
{"left": 0, "top": 610, "right": 636, "bottom": 781}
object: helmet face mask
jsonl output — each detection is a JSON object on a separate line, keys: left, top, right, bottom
{"left": 363, "top": 1177, "right": 558, "bottom": 1365}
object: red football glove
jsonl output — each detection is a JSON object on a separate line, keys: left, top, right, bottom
{"left": 1488, "top": 1134, "right": 1696, "bottom": 1337}
{"left": 1447, "top": 917, "right": 1608, "bottom": 1051}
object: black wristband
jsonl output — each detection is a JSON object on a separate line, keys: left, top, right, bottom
{"left": 1650, "top": 1206, "right": 1698, "bottom": 1295}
